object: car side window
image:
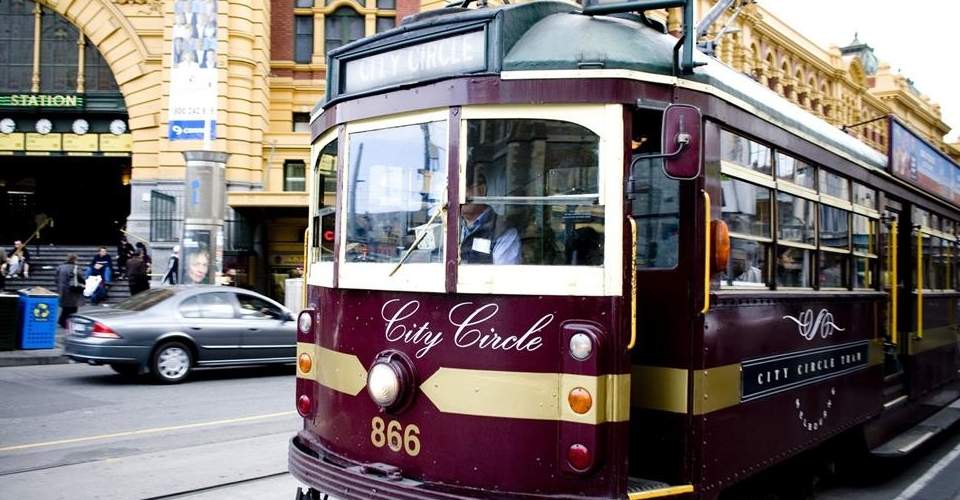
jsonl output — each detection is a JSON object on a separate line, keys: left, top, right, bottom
{"left": 236, "top": 294, "right": 284, "bottom": 320}
{"left": 179, "top": 293, "right": 236, "bottom": 319}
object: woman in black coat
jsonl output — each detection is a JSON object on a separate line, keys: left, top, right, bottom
{"left": 56, "top": 254, "right": 83, "bottom": 328}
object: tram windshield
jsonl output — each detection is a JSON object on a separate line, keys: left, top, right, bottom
{"left": 462, "top": 119, "right": 603, "bottom": 266}
{"left": 344, "top": 121, "right": 448, "bottom": 264}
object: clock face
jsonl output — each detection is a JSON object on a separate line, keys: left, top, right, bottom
{"left": 35, "top": 118, "right": 53, "bottom": 135}
{"left": 109, "top": 119, "right": 127, "bottom": 135}
{"left": 71, "top": 119, "right": 89, "bottom": 135}
{"left": 0, "top": 118, "right": 14, "bottom": 134}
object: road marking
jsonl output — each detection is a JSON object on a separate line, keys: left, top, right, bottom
{"left": 0, "top": 411, "right": 296, "bottom": 453}
{"left": 893, "top": 440, "right": 960, "bottom": 500}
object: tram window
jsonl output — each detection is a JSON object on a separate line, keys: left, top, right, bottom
{"left": 631, "top": 158, "right": 679, "bottom": 269}
{"left": 776, "top": 153, "right": 816, "bottom": 190}
{"left": 852, "top": 215, "right": 877, "bottom": 255}
{"left": 930, "top": 237, "right": 950, "bottom": 290}
{"left": 312, "top": 139, "right": 338, "bottom": 262}
{"left": 777, "top": 246, "right": 812, "bottom": 288}
{"left": 721, "top": 130, "right": 771, "bottom": 175}
{"left": 723, "top": 239, "right": 768, "bottom": 286}
{"left": 720, "top": 178, "right": 771, "bottom": 238}
{"left": 819, "top": 171, "right": 849, "bottom": 201}
{"left": 819, "top": 205, "right": 849, "bottom": 249}
{"left": 345, "top": 121, "right": 447, "bottom": 264}
{"left": 819, "top": 252, "right": 848, "bottom": 288}
{"left": 853, "top": 256, "right": 875, "bottom": 289}
{"left": 913, "top": 207, "right": 931, "bottom": 229}
{"left": 462, "top": 119, "right": 602, "bottom": 266}
{"left": 852, "top": 182, "right": 877, "bottom": 209}
{"left": 777, "top": 193, "right": 815, "bottom": 245}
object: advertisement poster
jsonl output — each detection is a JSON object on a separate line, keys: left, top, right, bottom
{"left": 889, "top": 118, "right": 960, "bottom": 205}
{"left": 182, "top": 229, "right": 213, "bottom": 285}
{"left": 168, "top": 0, "right": 218, "bottom": 141}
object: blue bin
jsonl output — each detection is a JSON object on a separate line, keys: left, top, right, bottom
{"left": 18, "top": 288, "right": 59, "bottom": 350}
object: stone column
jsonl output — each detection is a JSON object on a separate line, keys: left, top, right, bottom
{"left": 181, "top": 151, "right": 229, "bottom": 285}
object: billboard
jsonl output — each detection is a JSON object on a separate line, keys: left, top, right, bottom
{"left": 182, "top": 228, "right": 213, "bottom": 285}
{"left": 889, "top": 117, "right": 960, "bottom": 206}
{"left": 168, "top": 0, "right": 218, "bottom": 141}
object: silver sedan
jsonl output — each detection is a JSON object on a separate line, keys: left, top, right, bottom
{"left": 64, "top": 286, "right": 297, "bottom": 383}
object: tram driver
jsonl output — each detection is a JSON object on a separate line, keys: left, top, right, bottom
{"left": 460, "top": 169, "right": 521, "bottom": 265}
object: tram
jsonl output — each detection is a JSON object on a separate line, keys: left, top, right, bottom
{"left": 289, "top": 1, "right": 960, "bottom": 498}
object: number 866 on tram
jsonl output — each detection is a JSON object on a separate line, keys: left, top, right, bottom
{"left": 289, "top": 1, "right": 960, "bottom": 499}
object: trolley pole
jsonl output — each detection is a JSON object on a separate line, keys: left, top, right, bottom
{"left": 181, "top": 151, "right": 228, "bottom": 285}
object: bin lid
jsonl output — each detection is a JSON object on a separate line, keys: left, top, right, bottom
{"left": 18, "top": 287, "right": 58, "bottom": 297}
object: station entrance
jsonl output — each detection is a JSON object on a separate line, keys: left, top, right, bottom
{"left": 0, "top": 156, "right": 130, "bottom": 245}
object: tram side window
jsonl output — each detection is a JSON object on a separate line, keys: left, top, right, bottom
{"left": 721, "top": 177, "right": 771, "bottom": 286}
{"left": 345, "top": 121, "right": 448, "bottom": 264}
{"left": 820, "top": 171, "right": 849, "bottom": 201}
{"left": 721, "top": 130, "right": 771, "bottom": 175}
{"left": 776, "top": 192, "right": 815, "bottom": 287}
{"left": 461, "top": 119, "right": 602, "bottom": 266}
{"left": 852, "top": 214, "right": 878, "bottom": 289}
{"left": 819, "top": 205, "right": 850, "bottom": 288}
{"left": 312, "top": 139, "right": 338, "bottom": 263}
{"left": 776, "top": 153, "right": 816, "bottom": 190}
{"left": 631, "top": 158, "right": 679, "bottom": 269}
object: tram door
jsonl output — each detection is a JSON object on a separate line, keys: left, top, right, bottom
{"left": 881, "top": 205, "right": 906, "bottom": 405}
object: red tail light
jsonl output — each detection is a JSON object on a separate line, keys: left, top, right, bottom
{"left": 297, "top": 394, "right": 312, "bottom": 416}
{"left": 91, "top": 322, "right": 121, "bottom": 339}
{"left": 567, "top": 444, "right": 592, "bottom": 471}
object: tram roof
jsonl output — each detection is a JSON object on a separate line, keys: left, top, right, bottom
{"left": 325, "top": 1, "right": 887, "bottom": 171}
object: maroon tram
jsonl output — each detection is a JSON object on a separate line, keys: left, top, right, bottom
{"left": 289, "top": 1, "right": 960, "bottom": 498}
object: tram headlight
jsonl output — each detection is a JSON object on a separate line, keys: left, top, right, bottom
{"left": 297, "top": 311, "right": 313, "bottom": 335}
{"left": 569, "top": 333, "right": 593, "bottom": 361}
{"left": 367, "top": 362, "right": 401, "bottom": 408}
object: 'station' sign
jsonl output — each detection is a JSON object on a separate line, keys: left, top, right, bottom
{"left": 741, "top": 340, "right": 869, "bottom": 402}
{"left": 0, "top": 94, "right": 83, "bottom": 108}
{"left": 343, "top": 30, "right": 486, "bottom": 94}
{"left": 167, "top": 0, "right": 218, "bottom": 141}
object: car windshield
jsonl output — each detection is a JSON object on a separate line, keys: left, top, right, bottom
{"left": 113, "top": 288, "right": 176, "bottom": 311}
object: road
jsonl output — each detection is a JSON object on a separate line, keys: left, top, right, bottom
{"left": 0, "top": 363, "right": 303, "bottom": 500}
{"left": 3, "top": 363, "right": 960, "bottom": 500}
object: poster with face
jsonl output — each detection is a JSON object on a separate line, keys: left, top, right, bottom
{"left": 182, "top": 229, "right": 213, "bottom": 285}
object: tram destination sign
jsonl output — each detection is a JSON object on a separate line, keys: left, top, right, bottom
{"left": 343, "top": 30, "right": 487, "bottom": 94}
{"left": 0, "top": 94, "right": 83, "bottom": 108}
{"left": 741, "top": 340, "right": 869, "bottom": 402}
{"left": 889, "top": 117, "right": 960, "bottom": 206}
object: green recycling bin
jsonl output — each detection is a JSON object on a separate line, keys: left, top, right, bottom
{"left": 18, "top": 287, "right": 59, "bottom": 350}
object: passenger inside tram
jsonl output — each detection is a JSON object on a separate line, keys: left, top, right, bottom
{"left": 460, "top": 170, "right": 521, "bottom": 265}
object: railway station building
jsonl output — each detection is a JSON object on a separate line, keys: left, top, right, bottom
{"left": 0, "top": 0, "right": 956, "bottom": 300}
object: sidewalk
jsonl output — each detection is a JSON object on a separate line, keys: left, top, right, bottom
{"left": 0, "top": 327, "right": 69, "bottom": 367}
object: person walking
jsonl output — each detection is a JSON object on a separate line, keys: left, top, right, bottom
{"left": 161, "top": 245, "right": 180, "bottom": 285}
{"left": 56, "top": 255, "right": 83, "bottom": 328}
{"left": 117, "top": 236, "right": 134, "bottom": 280}
{"left": 127, "top": 250, "right": 150, "bottom": 296}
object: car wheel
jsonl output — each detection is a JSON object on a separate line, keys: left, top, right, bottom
{"left": 109, "top": 364, "right": 140, "bottom": 377}
{"left": 151, "top": 341, "right": 192, "bottom": 384}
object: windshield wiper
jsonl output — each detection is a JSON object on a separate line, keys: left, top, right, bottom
{"left": 389, "top": 202, "right": 447, "bottom": 277}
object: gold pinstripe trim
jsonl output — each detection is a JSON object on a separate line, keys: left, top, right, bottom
{"left": 909, "top": 326, "right": 959, "bottom": 356}
{"left": 869, "top": 339, "right": 884, "bottom": 367}
{"left": 296, "top": 342, "right": 368, "bottom": 396}
{"left": 420, "top": 368, "right": 630, "bottom": 424}
{"left": 631, "top": 365, "right": 689, "bottom": 414}
{"left": 691, "top": 364, "right": 741, "bottom": 415}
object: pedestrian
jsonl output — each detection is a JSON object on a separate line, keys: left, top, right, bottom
{"left": 136, "top": 241, "right": 152, "bottom": 276}
{"left": 127, "top": 249, "right": 150, "bottom": 296}
{"left": 56, "top": 254, "right": 83, "bottom": 328}
{"left": 117, "top": 236, "right": 134, "bottom": 280}
{"left": 2, "top": 240, "right": 31, "bottom": 278}
{"left": 161, "top": 245, "right": 180, "bottom": 285}
{"left": 86, "top": 247, "right": 113, "bottom": 304}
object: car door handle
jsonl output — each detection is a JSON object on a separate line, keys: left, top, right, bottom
{"left": 189, "top": 326, "right": 202, "bottom": 331}
{"left": 248, "top": 328, "right": 259, "bottom": 332}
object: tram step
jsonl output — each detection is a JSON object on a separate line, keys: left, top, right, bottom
{"left": 882, "top": 382, "right": 905, "bottom": 400}
{"left": 871, "top": 398, "right": 960, "bottom": 457}
{"left": 626, "top": 477, "right": 694, "bottom": 499}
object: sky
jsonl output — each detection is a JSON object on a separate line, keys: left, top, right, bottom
{"left": 757, "top": 0, "right": 960, "bottom": 143}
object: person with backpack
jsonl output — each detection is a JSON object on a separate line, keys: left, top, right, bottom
{"left": 56, "top": 255, "right": 83, "bottom": 328}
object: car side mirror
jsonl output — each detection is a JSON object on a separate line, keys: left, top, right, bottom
{"left": 661, "top": 104, "right": 702, "bottom": 180}
{"left": 283, "top": 311, "right": 295, "bottom": 322}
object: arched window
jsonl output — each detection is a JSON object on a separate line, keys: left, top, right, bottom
{"left": 0, "top": 0, "right": 35, "bottom": 92}
{"left": 324, "top": 7, "right": 363, "bottom": 55}
{"left": 40, "top": 6, "right": 78, "bottom": 93}
{"left": 85, "top": 34, "right": 119, "bottom": 92}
